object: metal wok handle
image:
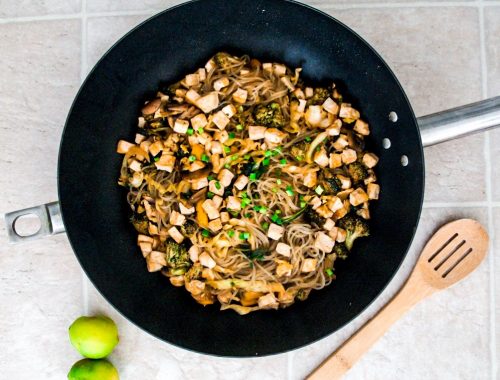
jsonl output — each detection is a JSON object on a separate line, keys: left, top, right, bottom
{"left": 418, "top": 96, "right": 500, "bottom": 147}
{"left": 4, "top": 201, "right": 65, "bottom": 243}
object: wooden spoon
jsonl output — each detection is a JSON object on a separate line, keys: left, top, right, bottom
{"left": 307, "top": 219, "right": 489, "bottom": 380}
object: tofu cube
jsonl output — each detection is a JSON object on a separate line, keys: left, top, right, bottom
{"left": 148, "top": 140, "right": 164, "bottom": 157}
{"left": 328, "top": 226, "right": 338, "bottom": 241}
{"left": 234, "top": 175, "right": 249, "bottom": 190}
{"left": 304, "top": 105, "right": 323, "bottom": 127}
{"left": 314, "top": 148, "right": 329, "bottom": 167}
{"left": 354, "top": 119, "right": 370, "bottom": 135}
{"left": 332, "top": 135, "right": 349, "bottom": 151}
{"left": 208, "top": 218, "right": 223, "bottom": 233}
{"left": 190, "top": 113, "right": 208, "bottom": 130}
{"left": 297, "top": 98, "right": 307, "bottom": 113}
{"left": 258, "top": 293, "right": 279, "bottom": 309}
{"left": 341, "top": 148, "right": 357, "bottom": 164}
{"left": 249, "top": 126, "right": 267, "bottom": 140}
{"left": 189, "top": 161, "right": 206, "bottom": 172}
{"left": 195, "top": 92, "right": 219, "bottom": 114}
{"left": 185, "top": 73, "right": 200, "bottom": 87}
{"left": 329, "top": 153, "right": 343, "bottom": 169}
{"left": 276, "top": 261, "right": 293, "bottom": 277}
{"left": 188, "top": 245, "right": 199, "bottom": 262}
{"left": 276, "top": 242, "right": 291, "bottom": 257}
{"left": 179, "top": 202, "right": 195, "bottom": 215}
{"left": 305, "top": 87, "right": 314, "bottom": 98}
{"left": 323, "top": 218, "right": 335, "bottom": 231}
{"left": 212, "top": 110, "right": 230, "bottom": 130}
{"left": 322, "top": 97, "right": 339, "bottom": 115}
{"left": 222, "top": 104, "right": 237, "bottom": 118}
{"left": 337, "top": 174, "right": 351, "bottom": 189}
{"left": 314, "top": 232, "right": 335, "bottom": 253}
{"left": 198, "top": 68, "right": 206, "bottom": 81}
{"left": 209, "top": 180, "right": 225, "bottom": 196}
{"left": 128, "top": 159, "right": 142, "bottom": 172}
{"left": 199, "top": 252, "right": 216, "bottom": 269}
{"left": 232, "top": 88, "right": 248, "bottom": 104}
{"left": 303, "top": 171, "right": 317, "bottom": 188}
{"left": 205, "top": 59, "right": 216, "bottom": 72}
{"left": 220, "top": 212, "right": 230, "bottom": 223}
{"left": 339, "top": 104, "right": 360, "bottom": 119}
{"left": 202, "top": 199, "right": 220, "bottom": 220}
{"left": 146, "top": 251, "right": 166, "bottom": 272}
{"left": 168, "top": 226, "right": 184, "bottom": 244}
{"left": 367, "top": 183, "right": 380, "bottom": 200}
{"left": 185, "top": 89, "right": 201, "bottom": 104}
{"left": 169, "top": 210, "right": 186, "bottom": 226}
{"left": 350, "top": 188, "right": 369, "bottom": 206}
{"left": 212, "top": 195, "right": 223, "bottom": 209}
{"left": 218, "top": 168, "right": 234, "bottom": 187}
{"left": 262, "top": 63, "right": 272, "bottom": 72}
{"left": 310, "top": 196, "right": 322, "bottom": 210}
{"left": 316, "top": 205, "right": 334, "bottom": 218}
{"left": 134, "top": 133, "right": 146, "bottom": 144}
{"left": 214, "top": 130, "right": 229, "bottom": 144}
{"left": 214, "top": 77, "right": 230, "bottom": 91}
{"left": 226, "top": 196, "right": 241, "bottom": 211}
{"left": 363, "top": 153, "right": 379, "bottom": 168}
{"left": 327, "top": 197, "right": 344, "bottom": 213}
{"left": 273, "top": 63, "right": 287, "bottom": 76}
{"left": 210, "top": 141, "right": 224, "bottom": 155}
{"left": 155, "top": 153, "right": 176, "bottom": 172}
{"left": 191, "top": 176, "right": 208, "bottom": 190}
{"left": 302, "top": 258, "right": 318, "bottom": 272}
{"left": 267, "top": 223, "right": 284, "bottom": 241}
{"left": 336, "top": 228, "right": 346, "bottom": 243}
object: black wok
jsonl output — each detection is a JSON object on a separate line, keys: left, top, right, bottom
{"left": 6, "top": 0, "right": 500, "bottom": 357}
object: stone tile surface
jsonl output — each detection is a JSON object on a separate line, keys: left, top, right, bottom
{"left": 0, "top": 19, "right": 82, "bottom": 380}
{"left": 291, "top": 207, "right": 491, "bottom": 380}
{"left": 494, "top": 209, "right": 500, "bottom": 379}
{"left": 0, "top": 0, "right": 80, "bottom": 18}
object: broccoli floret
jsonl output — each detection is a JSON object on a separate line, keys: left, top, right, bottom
{"left": 347, "top": 162, "right": 368, "bottom": 183}
{"left": 253, "top": 102, "right": 285, "bottom": 128}
{"left": 296, "top": 288, "right": 311, "bottom": 301}
{"left": 308, "top": 87, "right": 330, "bottom": 105}
{"left": 184, "top": 262, "right": 203, "bottom": 282}
{"left": 165, "top": 239, "right": 191, "bottom": 274}
{"left": 130, "top": 213, "right": 148, "bottom": 234}
{"left": 291, "top": 140, "right": 308, "bottom": 162}
{"left": 180, "top": 220, "right": 197, "bottom": 237}
{"left": 323, "top": 176, "right": 342, "bottom": 195}
{"left": 338, "top": 214, "right": 370, "bottom": 251}
{"left": 333, "top": 243, "right": 349, "bottom": 260}
{"left": 214, "top": 52, "right": 233, "bottom": 70}
{"left": 303, "top": 206, "right": 325, "bottom": 227}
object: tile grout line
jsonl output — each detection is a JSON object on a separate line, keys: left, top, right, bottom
{"left": 478, "top": 2, "right": 497, "bottom": 379}
{"left": 80, "top": 0, "right": 89, "bottom": 315}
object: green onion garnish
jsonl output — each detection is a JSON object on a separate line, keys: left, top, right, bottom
{"left": 305, "top": 136, "right": 311, "bottom": 142}
{"left": 300, "top": 201, "right": 307, "bottom": 208}
{"left": 280, "top": 158, "right": 287, "bottom": 165}
{"left": 296, "top": 155, "right": 303, "bottom": 161}
{"left": 261, "top": 222, "right": 269, "bottom": 230}
{"left": 202, "top": 229, "right": 211, "bottom": 237}
{"left": 241, "top": 198, "right": 251, "bottom": 207}
{"left": 154, "top": 156, "right": 160, "bottom": 162}
{"left": 228, "top": 230, "right": 235, "bottom": 238}
{"left": 239, "top": 232, "right": 250, "bottom": 240}
{"left": 201, "top": 154, "right": 209, "bottom": 162}
{"left": 207, "top": 191, "right": 214, "bottom": 199}
{"left": 244, "top": 154, "right": 251, "bottom": 160}
{"left": 198, "top": 127, "right": 204, "bottom": 134}
{"left": 315, "top": 185, "right": 324, "bottom": 195}
{"left": 228, "top": 132, "right": 235, "bottom": 139}
{"left": 208, "top": 175, "right": 214, "bottom": 181}
{"left": 249, "top": 173, "right": 257, "bottom": 181}
{"left": 259, "top": 206, "right": 267, "bottom": 214}
{"left": 236, "top": 124, "right": 243, "bottom": 131}
{"left": 262, "top": 158, "right": 270, "bottom": 166}
{"left": 325, "top": 268, "right": 334, "bottom": 277}
{"left": 286, "top": 185, "right": 294, "bottom": 196}
{"left": 272, "top": 187, "right": 278, "bottom": 193}
{"left": 215, "top": 181, "right": 221, "bottom": 190}
{"left": 224, "top": 163, "right": 231, "bottom": 169}
{"left": 265, "top": 150, "right": 273, "bottom": 157}
{"left": 244, "top": 213, "right": 252, "bottom": 218}
{"left": 231, "top": 155, "right": 239, "bottom": 161}
{"left": 189, "top": 155, "right": 196, "bottom": 162}
{"left": 224, "top": 146, "right": 231, "bottom": 154}
{"left": 187, "top": 128, "right": 194, "bottom": 135}
{"left": 276, "top": 179, "right": 282, "bottom": 185}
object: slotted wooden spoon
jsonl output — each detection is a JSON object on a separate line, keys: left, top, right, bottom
{"left": 307, "top": 219, "right": 489, "bottom": 380}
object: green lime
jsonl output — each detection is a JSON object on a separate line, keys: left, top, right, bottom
{"left": 69, "top": 316, "right": 119, "bottom": 359}
{"left": 68, "top": 358, "right": 119, "bottom": 380}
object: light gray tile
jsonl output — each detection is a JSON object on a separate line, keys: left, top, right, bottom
{"left": 494, "top": 208, "right": 500, "bottom": 379}
{"left": 87, "top": 281, "right": 287, "bottom": 380}
{"left": 0, "top": 19, "right": 83, "bottom": 380}
{"left": 0, "top": 0, "right": 81, "bottom": 18}
{"left": 86, "top": 15, "right": 151, "bottom": 73}
{"left": 330, "top": 7, "right": 484, "bottom": 202}
{"left": 87, "top": 0, "right": 179, "bottom": 13}
{"left": 291, "top": 207, "right": 491, "bottom": 380}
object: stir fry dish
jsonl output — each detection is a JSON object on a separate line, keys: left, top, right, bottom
{"left": 117, "top": 52, "right": 380, "bottom": 315}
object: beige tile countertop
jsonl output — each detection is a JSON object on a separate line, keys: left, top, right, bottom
{"left": 1, "top": 0, "right": 499, "bottom": 379}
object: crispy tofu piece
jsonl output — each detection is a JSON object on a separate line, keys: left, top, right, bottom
{"left": 179, "top": 202, "right": 195, "bottom": 215}
{"left": 148, "top": 140, "right": 164, "bottom": 157}
{"left": 202, "top": 199, "right": 220, "bottom": 220}
{"left": 265, "top": 128, "right": 287, "bottom": 145}
{"left": 155, "top": 153, "right": 175, "bottom": 172}
{"left": 168, "top": 226, "right": 184, "bottom": 244}
{"left": 222, "top": 104, "right": 237, "bottom": 118}
{"left": 218, "top": 168, "right": 234, "bottom": 187}
{"left": 185, "top": 73, "right": 200, "bottom": 87}
{"left": 232, "top": 88, "right": 248, "bottom": 104}
{"left": 129, "top": 172, "right": 144, "bottom": 188}
{"left": 234, "top": 175, "right": 249, "bottom": 190}
{"left": 212, "top": 110, "right": 230, "bottom": 130}
{"left": 276, "top": 261, "right": 293, "bottom": 277}
{"left": 273, "top": 63, "right": 287, "bottom": 76}
{"left": 310, "top": 196, "right": 322, "bottom": 210}
{"left": 220, "top": 212, "right": 230, "bottom": 223}
{"left": 191, "top": 176, "right": 208, "bottom": 190}
{"left": 350, "top": 188, "right": 369, "bottom": 206}
{"left": 276, "top": 242, "right": 291, "bottom": 257}
{"left": 185, "top": 89, "right": 200, "bottom": 104}
{"left": 146, "top": 251, "right": 166, "bottom": 272}
{"left": 367, "top": 183, "right": 380, "bottom": 200}
{"left": 198, "top": 68, "right": 206, "bottom": 81}
{"left": 190, "top": 113, "right": 207, "bottom": 130}
{"left": 316, "top": 205, "right": 334, "bottom": 218}
{"left": 336, "top": 228, "right": 346, "bottom": 243}
{"left": 210, "top": 141, "right": 224, "bottom": 155}
{"left": 199, "top": 252, "right": 216, "bottom": 269}
{"left": 262, "top": 63, "right": 272, "bottom": 72}
{"left": 341, "top": 148, "right": 357, "bottom": 164}
{"left": 329, "top": 153, "right": 343, "bottom": 169}
{"left": 322, "top": 97, "right": 339, "bottom": 115}
{"left": 189, "top": 161, "right": 206, "bottom": 172}
{"left": 327, "top": 197, "right": 344, "bottom": 213}
{"left": 302, "top": 258, "right": 318, "bottom": 272}
{"left": 337, "top": 175, "right": 351, "bottom": 189}
{"left": 314, "top": 148, "right": 329, "bottom": 167}
{"left": 314, "top": 232, "right": 335, "bottom": 253}
{"left": 339, "top": 103, "right": 360, "bottom": 119}
{"left": 363, "top": 153, "right": 379, "bottom": 168}
{"left": 328, "top": 226, "right": 338, "bottom": 241}
{"left": 205, "top": 59, "right": 216, "bottom": 72}
{"left": 214, "top": 77, "right": 230, "bottom": 91}
{"left": 208, "top": 218, "right": 223, "bottom": 233}
{"left": 128, "top": 159, "right": 142, "bottom": 172}
{"left": 212, "top": 195, "right": 223, "bottom": 209}
{"left": 214, "top": 130, "right": 229, "bottom": 144}
{"left": 267, "top": 223, "right": 284, "bottom": 241}
{"left": 134, "top": 133, "right": 146, "bottom": 144}
{"left": 305, "top": 105, "right": 323, "bottom": 127}
{"left": 138, "top": 242, "right": 152, "bottom": 257}
{"left": 209, "top": 180, "right": 224, "bottom": 196}
{"left": 137, "top": 117, "right": 146, "bottom": 128}
{"left": 354, "top": 119, "right": 370, "bottom": 135}
{"left": 332, "top": 135, "right": 349, "bottom": 151}
{"left": 169, "top": 210, "right": 186, "bottom": 226}
{"left": 195, "top": 92, "right": 219, "bottom": 114}
{"left": 226, "top": 196, "right": 241, "bottom": 211}
{"left": 303, "top": 171, "right": 318, "bottom": 188}
{"left": 117, "top": 140, "right": 135, "bottom": 154}
{"left": 258, "top": 293, "right": 279, "bottom": 309}
{"left": 248, "top": 126, "right": 267, "bottom": 140}
{"left": 305, "top": 87, "right": 314, "bottom": 98}
{"left": 357, "top": 208, "right": 370, "bottom": 220}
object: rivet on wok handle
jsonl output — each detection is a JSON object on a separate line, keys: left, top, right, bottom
{"left": 4, "top": 201, "right": 65, "bottom": 243}
{"left": 418, "top": 95, "right": 500, "bottom": 147}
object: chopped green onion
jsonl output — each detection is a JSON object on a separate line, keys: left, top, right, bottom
{"left": 275, "top": 210, "right": 282, "bottom": 214}
{"left": 207, "top": 175, "right": 215, "bottom": 181}
{"left": 241, "top": 192, "right": 249, "bottom": 199}
{"left": 241, "top": 198, "right": 251, "bottom": 207}
{"left": 207, "top": 191, "right": 214, "bottom": 199}
{"left": 265, "top": 150, "right": 273, "bottom": 157}
{"left": 300, "top": 201, "right": 307, "bottom": 208}
{"left": 315, "top": 185, "right": 324, "bottom": 195}
{"left": 215, "top": 181, "right": 221, "bottom": 190}
{"left": 276, "top": 179, "right": 282, "bottom": 185}
{"left": 261, "top": 222, "right": 269, "bottom": 230}
{"left": 239, "top": 232, "right": 250, "bottom": 240}
{"left": 202, "top": 229, "right": 211, "bottom": 237}
{"left": 189, "top": 155, "right": 196, "bottom": 162}
{"left": 299, "top": 194, "right": 304, "bottom": 200}
{"left": 262, "top": 158, "right": 270, "bottom": 166}
{"left": 258, "top": 206, "right": 267, "bottom": 214}
{"left": 296, "top": 155, "right": 303, "bottom": 161}
{"left": 224, "top": 163, "right": 231, "bottom": 169}
{"left": 224, "top": 146, "right": 231, "bottom": 154}
{"left": 280, "top": 158, "right": 287, "bottom": 165}
{"left": 305, "top": 136, "right": 312, "bottom": 142}
{"left": 244, "top": 213, "right": 252, "bottom": 218}
{"left": 201, "top": 154, "right": 210, "bottom": 163}
{"left": 238, "top": 106, "right": 244, "bottom": 112}
{"left": 249, "top": 173, "right": 257, "bottom": 181}
{"left": 272, "top": 187, "right": 278, "bottom": 193}
{"left": 274, "top": 146, "right": 282, "bottom": 154}
{"left": 325, "top": 268, "right": 334, "bottom": 277}
{"left": 186, "top": 128, "right": 194, "bottom": 135}
{"left": 154, "top": 156, "right": 160, "bottom": 162}
{"left": 286, "top": 185, "right": 294, "bottom": 197}
{"left": 236, "top": 124, "right": 243, "bottom": 131}
{"left": 228, "top": 132, "right": 236, "bottom": 139}
{"left": 244, "top": 154, "right": 251, "bottom": 160}
{"left": 228, "top": 230, "right": 235, "bottom": 238}
{"left": 231, "top": 154, "right": 239, "bottom": 161}
{"left": 197, "top": 127, "right": 204, "bottom": 134}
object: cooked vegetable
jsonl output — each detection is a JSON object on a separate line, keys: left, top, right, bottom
{"left": 253, "top": 102, "right": 285, "bottom": 128}
{"left": 337, "top": 214, "right": 370, "bottom": 251}
{"left": 347, "top": 162, "right": 368, "bottom": 183}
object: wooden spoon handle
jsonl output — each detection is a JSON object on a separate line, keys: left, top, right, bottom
{"left": 307, "top": 275, "right": 433, "bottom": 380}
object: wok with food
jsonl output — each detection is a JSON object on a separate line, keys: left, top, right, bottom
{"left": 117, "top": 53, "right": 380, "bottom": 314}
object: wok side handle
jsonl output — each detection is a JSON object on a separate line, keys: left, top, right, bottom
{"left": 418, "top": 96, "right": 500, "bottom": 147}
{"left": 4, "top": 201, "right": 65, "bottom": 243}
